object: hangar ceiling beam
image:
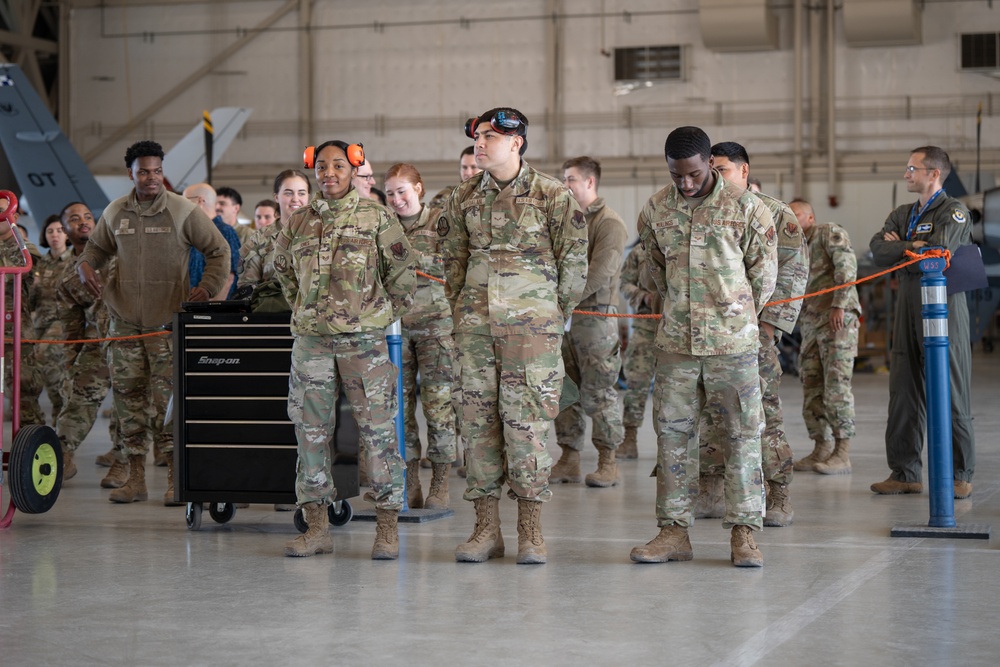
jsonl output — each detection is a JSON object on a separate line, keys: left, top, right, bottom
{"left": 82, "top": 0, "right": 297, "bottom": 164}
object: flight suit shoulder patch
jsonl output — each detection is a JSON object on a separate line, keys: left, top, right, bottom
{"left": 952, "top": 209, "right": 968, "bottom": 224}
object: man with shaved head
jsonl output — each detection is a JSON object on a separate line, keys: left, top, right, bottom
{"left": 184, "top": 183, "right": 240, "bottom": 300}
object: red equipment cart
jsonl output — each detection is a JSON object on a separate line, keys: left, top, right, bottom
{"left": 0, "top": 190, "right": 63, "bottom": 528}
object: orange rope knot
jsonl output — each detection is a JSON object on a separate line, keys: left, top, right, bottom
{"left": 904, "top": 247, "right": 951, "bottom": 270}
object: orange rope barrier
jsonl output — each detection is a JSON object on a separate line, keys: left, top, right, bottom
{"left": 6, "top": 330, "right": 171, "bottom": 345}
{"left": 18, "top": 251, "right": 952, "bottom": 346}
{"left": 420, "top": 248, "right": 954, "bottom": 320}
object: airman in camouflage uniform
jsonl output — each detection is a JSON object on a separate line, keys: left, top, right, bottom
{"left": 385, "top": 163, "right": 456, "bottom": 510}
{"left": 427, "top": 146, "right": 481, "bottom": 477}
{"left": 78, "top": 141, "right": 231, "bottom": 507}
{"left": 0, "top": 200, "right": 45, "bottom": 427}
{"left": 442, "top": 108, "right": 588, "bottom": 564}
{"left": 552, "top": 156, "right": 628, "bottom": 488}
{"left": 53, "top": 202, "right": 120, "bottom": 483}
{"left": 30, "top": 220, "right": 73, "bottom": 426}
{"left": 631, "top": 127, "right": 777, "bottom": 568}
{"left": 789, "top": 199, "right": 861, "bottom": 477}
{"left": 619, "top": 243, "right": 661, "bottom": 459}
{"left": 695, "top": 142, "right": 809, "bottom": 527}
{"left": 273, "top": 140, "right": 415, "bottom": 559}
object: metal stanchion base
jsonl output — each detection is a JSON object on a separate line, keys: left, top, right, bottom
{"left": 890, "top": 523, "right": 991, "bottom": 539}
{"left": 353, "top": 508, "right": 454, "bottom": 523}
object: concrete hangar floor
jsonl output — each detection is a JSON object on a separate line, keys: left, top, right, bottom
{"left": 2, "top": 350, "right": 999, "bottom": 666}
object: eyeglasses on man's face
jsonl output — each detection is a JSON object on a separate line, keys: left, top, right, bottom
{"left": 359, "top": 174, "right": 376, "bottom": 182}
{"left": 904, "top": 165, "right": 934, "bottom": 174}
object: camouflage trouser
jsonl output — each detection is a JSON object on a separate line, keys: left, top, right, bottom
{"left": 34, "top": 325, "right": 66, "bottom": 424}
{"left": 621, "top": 321, "right": 658, "bottom": 429}
{"left": 56, "top": 341, "right": 116, "bottom": 453}
{"left": 288, "top": 333, "right": 403, "bottom": 509}
{"left": 555, "top": 314, "right": 624, "bottom": 451}
{"left": 455, "top": 332, "right": 561, "bottom": 502}
{"left": 700, "top": 328, "right": 794, "bottom": 485}
{"left": 652, "top": 350, "right": 764, "bottom": 530}
{"left": 401, "top": 329, "right": 457, "bottom": 464}
{"left": 4, "top": 337, "right": 48, "bottom": 426}
{"left": 800, "top": 313, "right": 858, "bottom": 442}
{"left": 108, "top": 319, "right": 172, "bottom": 457}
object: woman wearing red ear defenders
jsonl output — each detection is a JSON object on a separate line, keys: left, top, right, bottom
{"left": 272, "top": 140, "right": 416, "bottom": 560}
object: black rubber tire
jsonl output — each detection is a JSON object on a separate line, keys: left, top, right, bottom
{"left": 293, "top": 507, "right": 308, "bottom": 533}
{"left": 186, "top": 502, "right": 203, "bottom": 530}
{"left": 8, "top": 424, "right": 62, "bottom": 514}
{"left": 330, "top": 500, "right": 353, "bottom": 526}
{"left": 208, "top": 502, "right": 236, "bottom": 524}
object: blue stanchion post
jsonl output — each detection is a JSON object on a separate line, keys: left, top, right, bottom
{"left": 918, "top": 248, "right": 956, "bottom": 529}
{"left": 386, "top": 319, "right": 407, "bottom": 511}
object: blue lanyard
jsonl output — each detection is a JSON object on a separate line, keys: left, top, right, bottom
{"left": 906, "top": 188, "right": 944, "bottom": 240}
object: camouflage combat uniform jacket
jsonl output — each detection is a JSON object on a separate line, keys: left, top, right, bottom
{"left": 400, "top": 205, "right": 453, "bottom": 338}
{"left": 620, "top": 243, "right": 662, "bottom": 321}
{"left": 273, "top": 190, "right": 415, "bottom": 336}
{"left": 31, "top": 249, "right": 74, "bottom": 337}
{"left": 800, "top": 222, "right": 861, "bottom": 327}
{"left": 440, "top": 161, "right": 589, "bottom": 335}
{"left": 754, "top": 192, "right": 808, "bottom": 335}
{"left": 637, "top": 173, "right": 778, "bottom": 356}
{"left": 237, "top": 223, "right": 281, "bottom": 288}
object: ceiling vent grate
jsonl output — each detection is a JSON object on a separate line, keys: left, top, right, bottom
{"left": 614, "top": 45, "right": 684, "bottom": 83}
{"left": 960, "top": 32, "right": 999, "bottom": 71}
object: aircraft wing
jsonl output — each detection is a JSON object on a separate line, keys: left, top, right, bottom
{"left": 164, "top": 107, "right": 252, "bottom": 191}
{"left": 0, "top": 64, "right": 110, "bottom": 222}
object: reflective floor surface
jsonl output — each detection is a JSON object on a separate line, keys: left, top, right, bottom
{"left": 1, "top": 351, "right": 999, "bottom": 666}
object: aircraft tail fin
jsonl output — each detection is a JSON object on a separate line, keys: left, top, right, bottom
{"left": 0, "top": 64, "right": 110, "bottom": 222}
{"left": 164, "top": 107, "right": 252, "bottom": 192}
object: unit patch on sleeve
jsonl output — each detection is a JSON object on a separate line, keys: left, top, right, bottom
{"left": 952, "top": 209, "right": 967, "bottom": 224}
{"left": 391, "top": 241, "right": 408, "bottom": 261}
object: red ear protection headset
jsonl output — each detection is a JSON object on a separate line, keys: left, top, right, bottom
{"left": 303, "top": 142, "right": 366, "bottom": 169}
{"left": 464, "top": 110, "right": 526, "bottom": 139}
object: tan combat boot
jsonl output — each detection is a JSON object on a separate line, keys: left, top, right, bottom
{"left": 630, "top": 525, "right": 694, "bottom": 563}
{"left": 814, "top": 438, "right": 851, "bottom": 475}
{"left": 372, "top": 508, "right": 400, "bottom": 560}
{"left": 100, "top": 456, "right": 129, "bottom": 489}
{"left": 62, "top": 447, "right": 78, "bottom": 481}
{"left": 95, "top": 447, "right": 116, "bottom": 467}
{"left": 693, "top": 474, "right": 726, "bottom": 519}
{"left": 731, "top": 525, "right": 764, "bottom": 567}
{"left": 549, "top": 447, "right": 582, "bottom": 484}
{"left": 108, "top": 455, "right": 148, "bottom": 503}
{"left": 424, "top": 462, "right": 450, "bottom": 510}
{"left": 515, "top": 499, "right": 546, "bottom": 564}
{"left": 618, "top": 426, "right": 639, "bottom": 459}
{"left": 764, "top": 480, "right": 794, "bottom": 527}
{"left": 793, "top": 439, "right": 835, "bottom": 472}
{"left": 406, "top": 459, "right": 424, "bottom": 509}
{"left": 455, "top": 496, "right": 504, "bottom": 562}
{"left": 585, "top": 446, "right": 620, "bottom": 487}
{"left": 163, "top": 457, "right": 184, "bottom": 506}
{"left": 284, "top": 502, "right": 334, "bottom": 557}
